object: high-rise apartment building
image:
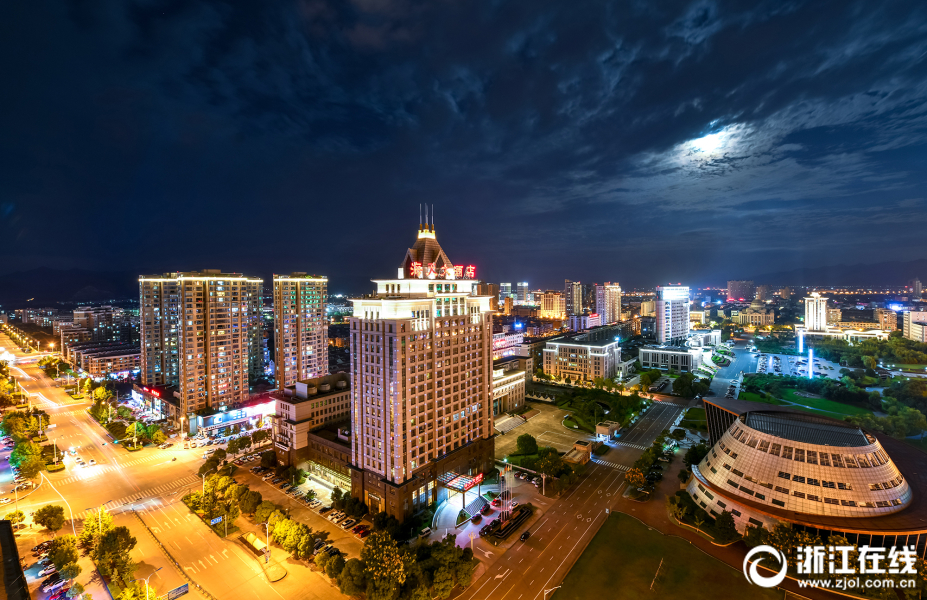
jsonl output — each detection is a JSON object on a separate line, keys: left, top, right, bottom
{"left": 804, "top": 292, "right": 828, "bottom": 331}
{"left": 499, "top": 283, "right": 512, "bottom": 300}
{"left": 273, "top": 273, "right": 328, "bottom": 388}
{"left": 727, "top": 280, "right": 755, "bottom": 302}
{"left": 908, "top": 278, "right": 923, "bottom": 299}
{"left": 476, "top": 283, "right": 499, "bottom": 310}
{"left": 140, "top": 271, "right": 263, "bottom": 420}
{"left": 516, "top": 282, "right": 529, "bottom": 304}
{"left": 538, "top": 290, "right": 566, "bottom": 320}
{"left": 875, "top": 308, "right": 898, "bottom": 331}
{"left": 595, "top": 282, "right": 622, "bottom": 324}
{"left": 348, "top": 222, "right": 494, "bottom": 519}
{"left": 656, "top": 286, "right": 690, "bottom": 344}
{"left": 564, "top": 280, "right": 583, "bottom": 316}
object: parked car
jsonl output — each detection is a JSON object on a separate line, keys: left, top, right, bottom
{"left": 88, "top": 459, "right": 96, "bottom": 466}
{"left": 358, "top": 529, "right": 371, "bottom": 539}
{"left": 480, "top": 504, "right": 492, "bottom": 516}
{"left": 318, "top": 506, "right": 333, "bottom": 515}
{"left": 39, "top": 566, "right": 57, "bottom": 577}
{"left": 50, "top": 587, "right": 71, "bottom": 600}
{"left": 470, "top": 514, "right": 482, "bottom": 524}
{"left": 419, "top": 527, "right": 432, "bottom": 538}
{"left": 341, "top": 519, "right": 357, "bottom": 529}
{"left": 32, "top": 541, "right": 52, "bottom": 552}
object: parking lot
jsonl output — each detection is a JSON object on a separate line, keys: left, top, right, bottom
{"left": 755, "top": 353, "right": 841, "bottom": 379}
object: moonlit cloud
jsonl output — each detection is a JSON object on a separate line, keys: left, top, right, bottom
{"left": 0, "top": 0, "right": 926, "bottom": 288}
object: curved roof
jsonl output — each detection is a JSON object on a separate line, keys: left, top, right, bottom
{"left": 742, "top": 411, "right": 870, "bottom": 448}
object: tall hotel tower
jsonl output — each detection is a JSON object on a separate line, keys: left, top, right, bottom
{"left": 804, "top": 292, "right": 828, "bottom": 332}
{"left": 139, "top": 270, "right": 263, "bottom": 419}
{"left": 348, "top": 220, "right": 495, "bottom": 519}
{"left": 273, "top": 273, "right": 328, "bottom": 387}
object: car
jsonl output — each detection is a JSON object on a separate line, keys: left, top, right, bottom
{"left": 490, "top": 497, "right": 501, "bottom": 507}
{"left": 490, "top": 518, "right": 500, "bottom": 527}
{"left": 319, "top": 506, "right": 333, "bottom": 515}
{"left": 39, "top": 566, "right": 57, "bottom": 576}
{"left": 419, "top": 527, "right": 432, "bottom": 538}
{"left": 50, "top": 588, "right": 71, "bottom": 600}
{"left": 32, "top": 541, "right": 52, "bottom": 552}
{"left": 520, "top": 531, "right": 531, "bottom": 542}
{"left": 309, "top": 500, "right": 321, "bottom": 508}
{"left": 479, "top": 525, "right": 491, "bottom": 536}
{"left": 88, "top": 459, "right": 96, "bottom": 466}
{"left": 43, "top": 579, "right": 68, "bottom": 594}
{"left": 358, "top": 529, "right": 371, "bottom": 539}
{"left": 271, "top": 477, "right": 283, "bottom": 484}
{"left": 511, "top": 500, "right": 519, "bottom": 508}
{"left": 470, "top": 513, "right": 482, "bottom": 524}
{"left": 352, "top": 524, "right": 368, "bottom": 534}
{"left": 480, "top": 504, "right": 492, "bottom": 515}
{"left": 341, "top": 519, "right": 357, "bottom": 529}
{"left": 0, "top": 498, "right": 12, "bottom": 505}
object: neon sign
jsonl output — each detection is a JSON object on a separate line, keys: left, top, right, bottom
{"left": 426, "top": 263, "right": 437, "bottom": 279}
{"left": 410, "top": 262, "right": 422, "bottom": 278}
{"left": 465, "top": 265, "right": 476, "bottom": 279}
{"left": 453, "top": 265, "right": 463, "bottom": 278}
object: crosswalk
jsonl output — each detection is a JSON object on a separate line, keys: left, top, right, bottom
{"left": 72, "top": 475, "right": 200, "bottom": 521}
{"left": 613, "top": 441, "right": 648, "bottom": 450}
{"left": 591, "top": 458, "right": 630, "bottom": 471}
{"left": 51, "top": 452, "right": 178, "bottom": 486}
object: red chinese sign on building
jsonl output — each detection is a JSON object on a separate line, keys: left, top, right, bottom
{"left": 410, "top": 262, "right": 422, "bottom": 278}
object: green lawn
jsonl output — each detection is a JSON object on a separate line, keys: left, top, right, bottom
{"left": 736, "top": 392, "right": 786, "bottom": 405}
{"left": 903, "top": 437, "right": 927, "bottom": 454}
{"left": 679, "top": 407, "right": 708, "bottom": 431}
{"left": 554, "top": 513, "right": 780, "bottom": 600}
{"left": 779, "top": 389, "right": 871, "bottom": 416}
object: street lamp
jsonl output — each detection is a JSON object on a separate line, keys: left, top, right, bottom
{"left": 263, "top": 522, "right": 271, "bottom": 563}
{"left": 135, "top": 567, "right": 162, "bottom": 600}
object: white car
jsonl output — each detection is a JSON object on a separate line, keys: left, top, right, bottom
{"left": 88, "top": 459, "right": 96, "bottom": 466}
{"left": 0, "top": 498, "right": 12, "bottom": 505}
{"left": 39, "top": 566, "right": 57, "bottom": 576}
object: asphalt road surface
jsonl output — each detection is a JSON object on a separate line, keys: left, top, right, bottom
{"left": 709, "top": 339, "right": 758, "bottom": 397}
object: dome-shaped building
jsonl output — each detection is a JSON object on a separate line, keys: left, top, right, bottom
{"left": 689, "top": 399, "right": 927, "bottom": 556}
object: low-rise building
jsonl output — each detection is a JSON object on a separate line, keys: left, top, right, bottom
{"left": 85, "top": 349, "right": 141, "bottom": 378}
{"left": 687, "top": 329, "right": 722, "bottom": 347}
{"left": 271, "top": 373, "right": 351, "bottom": 466}
{"left": 639, "top": 345, "right": 703, "bottom": 373}
{"left": 491, "top": 356, "right": 530, "bottom": 416}
{"left": 492, "top": 327, "right": 524, "bottom": 360}
{"left": 564, "top": 440, "right": 594, "bottom": 465}
{"left": 131, "top": 384, "right": 182, "bottom": 428}
{"left": 736, "top": 298, "right": 775, "bottom": 326}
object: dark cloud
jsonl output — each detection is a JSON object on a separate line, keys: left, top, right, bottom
{"left": 1, "top": 0, "right": 926, "bottom": 291}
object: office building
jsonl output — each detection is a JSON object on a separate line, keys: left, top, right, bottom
{"left": 538, "top": 290, "right": 566, "bottom": 320}
{"left": 516, "top": 282, "right": 529, "bottom": 304}
{"left": 347, "top": 221, "right": 495, "bottom": 519}
{"left": 656, "top": 286, "right": 690, "bottom": 344}
{"left": 690, "top": 400, "right": 927, "bottom": 558}
{"left": 903, "top": 311, "right": 927, "bottom": 342}
{"left": 139, "top": 270, "right": 264, "bottom": 421}
{"left": 569, "top": 313, "right": 602, "bottom": 331}
{"left": 639, "top": 346, "right": 704, "bottom": 373}
{"left": 727, "top": 280, "right": 755, "bottom": 302}
{"left": 908, "top": 278, "right": 923, "bottom": 300}
{"left": 542, "top": 333, "right": 622, "bottom": 382}
{"left": 499, "top": 282, "right": 512, "bottom": 300}
{"left": 503, "top": 297, "right": 513, "bottom": 315}
{"left": 477, "top": 283, "right": 500, "bottom": 310}
{"left": 805, "top": 292, "right": 828, "bottom": 331}
{"left": 826, "top": 308, "right": 843, "bottom": 324}
{"left": 595, "top": 282, "right": 622, "bottom": 324}
{"left": 564, "top": 280, "right": 583, "bottom": 316}
{"left": 273, "top": 273, "right": 328, "bottom": 388}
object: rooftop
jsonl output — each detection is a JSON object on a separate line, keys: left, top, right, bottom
{"left": 741, "top": 411, "right": 869, "bottom": 447}
{"left": 308, "top": 419, "right": 351, "bottom": 449}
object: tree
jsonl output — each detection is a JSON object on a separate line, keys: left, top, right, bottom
{"left": 94, "top": 526, "right": 137, "bottom": 580}
{"left": 515, "top": 434, "right": 538, "bottom": 456}
{"left": 5, "top": 510, "right": 24, "bottom": 526}
{"left": 683, "top": 442, "right": 709, "bottom": 469}
{"left": 677, "top": 468, "right": 690, "bottom": 484}
{"left": 10, "top": 440, "right": 42, "bottom": 468}
{"left": 60, "top": 562, "right": 82, "bottom": 582}
{"left": 92, "top": 386, "right": 112, "bottom": 402}
{"left": 212, "top": 448, "right": 227, "bottom": 462}
{"left": 49, "top": 535, "right": 79, "bottom": 570}
{"left": 714, "top": 511, "right": 737, "bottom": 541}
{"left": 433, "top": 566, "right": 455, "bottom": 599}
{"left": 362, "top": 532, "right": 407, "bottom": 600}
{"left": 18, "top": 454, "right": 46, "bottom": 478}
{"left": 339, "top": 558, "right": 368, "bottom": 596}
{"left": 314, "top": 549, "right": 332, "bottom": 571}
{"left": 34, "top": 504, "right": 66, "bottom": 534}
{"left": 78, "top": 507, "right": 114, "bottom": 550}
{"left": 116, "top": 581, "right": 157, "bottom": 600}
{"left": 252, "top": 429, "right": 269, "bottom": 445}
{"left": 239, "top": 490, "right": 262, "bottom": 514}
{"left": 625, "top": 468, "right": 647, "bottom": 489}
{"left": 693, "top": 514, "right": 705, "bottom": 535}
{"left": 325, "top": 554, "right": 346, "bottom": 579}
{"left": 254, "top": 501, "right": 276, "bottom": 524}
{"left": 227, "top": 438, "right": 241, "bottom": 454}
{"left": 198, "top": 458, "right": 221, "bottom": 477}
{"left": 150, "top": 428, "right": 167, "bottom": 445}
{"left": 66, "top": 583, "right": 85, "bottom": 600}
{"left": 260, "top": 450, "right": 277, "bottom": 469}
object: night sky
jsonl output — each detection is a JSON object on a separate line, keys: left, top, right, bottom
{"left": 2, "top": 1, "right": 926, "bottom": 293}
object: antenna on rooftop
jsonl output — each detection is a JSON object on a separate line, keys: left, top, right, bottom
{"left": 425, "top": 203, "right": 429, "bottom": 229}
{"left": 419, "top": 204, "right": 423, "bottom": 230}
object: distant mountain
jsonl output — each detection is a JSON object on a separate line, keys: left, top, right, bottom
{"left": 746, "top": 258, "right": 927, "bottom": 287}
{"left": 0, "top": 268, "right": 137, "bottom": 305}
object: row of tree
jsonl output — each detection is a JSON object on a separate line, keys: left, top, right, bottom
{"left": 2, "top": 409, "right": 56, "bottom": 477}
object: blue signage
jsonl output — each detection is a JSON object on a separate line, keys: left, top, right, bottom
{"left": 167, "top": 584, "right": 189, "bottom": 600}
{"left": 210, "top": 516, "right": 223, "bottom": 525}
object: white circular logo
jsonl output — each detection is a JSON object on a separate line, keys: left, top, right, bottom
{"left": 743, "top": 545, "right": 788, "bottom": 588}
